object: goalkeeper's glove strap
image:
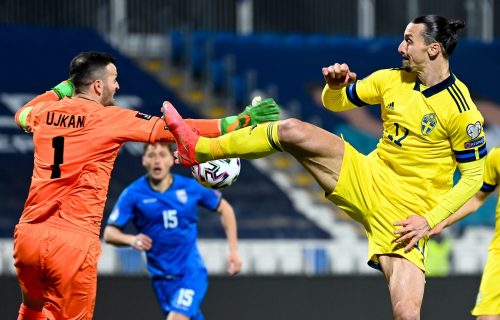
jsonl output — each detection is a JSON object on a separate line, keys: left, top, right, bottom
{"left": 52, "top": 80, "right": 75, "bottom": 99}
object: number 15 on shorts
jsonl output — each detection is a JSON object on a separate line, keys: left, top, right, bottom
{"left": 176, "top": 288, "right": 195, "bottom": 308}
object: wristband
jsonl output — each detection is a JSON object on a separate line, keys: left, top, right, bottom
{"left": 52, "top": 80, "right": 75, "bottom": 99}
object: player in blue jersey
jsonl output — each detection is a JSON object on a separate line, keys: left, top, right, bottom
{"left": 161, "top": 15, "right": 486, "bottom": 319}
{"left": 103, "top": 142, "right": 241, "bottom": 320}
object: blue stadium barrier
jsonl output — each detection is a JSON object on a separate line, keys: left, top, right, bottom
{"left": 197, "top": 31, "right": 500, "bottom": 105}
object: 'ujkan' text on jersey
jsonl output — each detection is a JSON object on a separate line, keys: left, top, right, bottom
{"left": 46, "top": 111, "right": 86, "bottom": 128}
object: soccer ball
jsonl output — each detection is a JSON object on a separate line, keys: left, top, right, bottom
{"left": 191, "top": 158, "right": 241, "bottom": 190}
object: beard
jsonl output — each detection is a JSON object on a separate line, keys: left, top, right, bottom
{"left": 401, "top": 59, "right": 412, "bottom": 72}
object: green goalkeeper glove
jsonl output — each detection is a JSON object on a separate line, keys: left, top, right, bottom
{"left": 52, "top": 79, "right": 75, "bottom": 99}
{"left": 220, "top": 96, "right": 281, "bottom": 134}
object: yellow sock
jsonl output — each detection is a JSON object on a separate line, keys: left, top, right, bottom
{"left": 195, "top": 121, "right": 283, "bottom": 162}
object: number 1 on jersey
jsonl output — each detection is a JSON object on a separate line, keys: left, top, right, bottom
{"left": 51, "top": 136, "right": 64, "bottom": 179}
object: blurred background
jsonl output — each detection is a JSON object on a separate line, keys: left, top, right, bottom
{"left": 0, "top": 0, "right": 499, "bottom": 319}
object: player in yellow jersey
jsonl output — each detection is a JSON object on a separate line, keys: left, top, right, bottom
{"left": 162, "top": 15, "right": 486, "bottom": 319}
{"left": 430, "top": 148, "right": 500, "bottom": 319}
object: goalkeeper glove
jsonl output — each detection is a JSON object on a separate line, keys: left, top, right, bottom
{"left": 52, "top": 79, "right": 75, "bottom": 99}
{"left": 220, "top": 96, "right": 281, "bottom": 134}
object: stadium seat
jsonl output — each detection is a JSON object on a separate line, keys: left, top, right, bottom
{"left": 275, "top": 242, "right": 304, "bottom": 274}
{"left": 197, "top": 240, "right": 227, "bottom": 274}
{"left": 451, "top": 238, "right": 483, "bottom": 274}
{"left": 327, "top": 242, "right": 358, "bottom": 274}
{"left": 0, "top": 239, "right": 15, "bottom": 275}
{"left": 303, "top": 245, "right": 330, "bottom": 275}
{"left": 98, "top": 242, "right": 118, "bottom": 275}
{"left": 250, "top": 242, "right": 280, "bottom": 274}
{"left": 350, "top": 242, "right": 377, "bottom": 275}
{"left": 235, "top": 242, "right": 254, "bottom": 274}
{"left": 116, "top": 247, "right": 147, "bottom": 274}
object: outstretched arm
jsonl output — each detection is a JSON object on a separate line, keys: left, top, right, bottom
{"left": 216, "top": 199, "right": 241, "bottom": 275}
{"left": 220, "top": 96, "right": 280, "bottom": 134}
{"left": 103, "top": 225, "right": 152, "bottom": 252}
{"left": 154, "top": 97, "right": 281, "bottom": 142}
{"left": 428, "top": 190, "right": 491, "bottom": 236}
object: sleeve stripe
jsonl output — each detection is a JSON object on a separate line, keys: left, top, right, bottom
{"left": 454, "top": 143, "right": 487, "bottom": 155}
{"left": 346, "top": 83, "right": 369, "bottom": 107}
{"left": 447, "top": 88, "right": 464, "bottom": 113}
{"left": 480, "top": 182, "right": 496, "bottom": 193}
{"left": 451, "top": 84, "right": 470, "bottom": 111}
{"left": 267, "top": 122, "right": 283, "bottom": 151}
{"left": 479, "top": 145, "right": 488, "bottom": 157}
{"left": 453, "top": 144, "right": 487, "bottom": 163}
{"left": 17, "top": 106, "right": 33, "bottom": 131}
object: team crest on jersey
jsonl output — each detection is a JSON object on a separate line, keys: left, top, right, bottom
{"left": 176, "top": 189, "right": 188, "bottom": 203}
{"left": 421, "top": 113, "right": 437, "bottom": 135}
{"left": 466, "top": 121, "right": 482, "bottom": 139}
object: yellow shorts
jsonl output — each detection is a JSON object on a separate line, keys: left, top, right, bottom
{"left": 472, "top": 247, "right": 500, "bottom": 316}
{"left": 327, "top": 142, "right": 428, "bottom": 271}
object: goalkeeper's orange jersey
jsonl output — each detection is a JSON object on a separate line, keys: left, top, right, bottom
{"left": 15, "top": 95, "right": 220, "bottom": 236}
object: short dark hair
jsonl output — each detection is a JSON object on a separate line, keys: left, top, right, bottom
{"left": 412, "top": 15, "right": 465, "bottom": 58}
{"left": 143, "top": 142, "right": 175, "bottom": 155}
{"left": 69, "top": 51, "right": 116, "bottom": 93}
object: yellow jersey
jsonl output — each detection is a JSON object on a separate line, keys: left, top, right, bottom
{"left": 481, "top": 147, "right": 500, "bottom": 250}
{"left": 323, "top": 68, "right": 486, "bottom": 219}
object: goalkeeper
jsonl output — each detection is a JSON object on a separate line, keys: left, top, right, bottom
{"left": 13, "top": 51, "right": 279, "bottom": 320}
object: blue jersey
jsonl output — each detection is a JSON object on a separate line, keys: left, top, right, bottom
{"left": 107, "top": 174, "right": 222, "bottom": 277}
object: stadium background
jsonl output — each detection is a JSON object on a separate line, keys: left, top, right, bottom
{"left": 0, "top": 0, "right": 499, "bottom": 319}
